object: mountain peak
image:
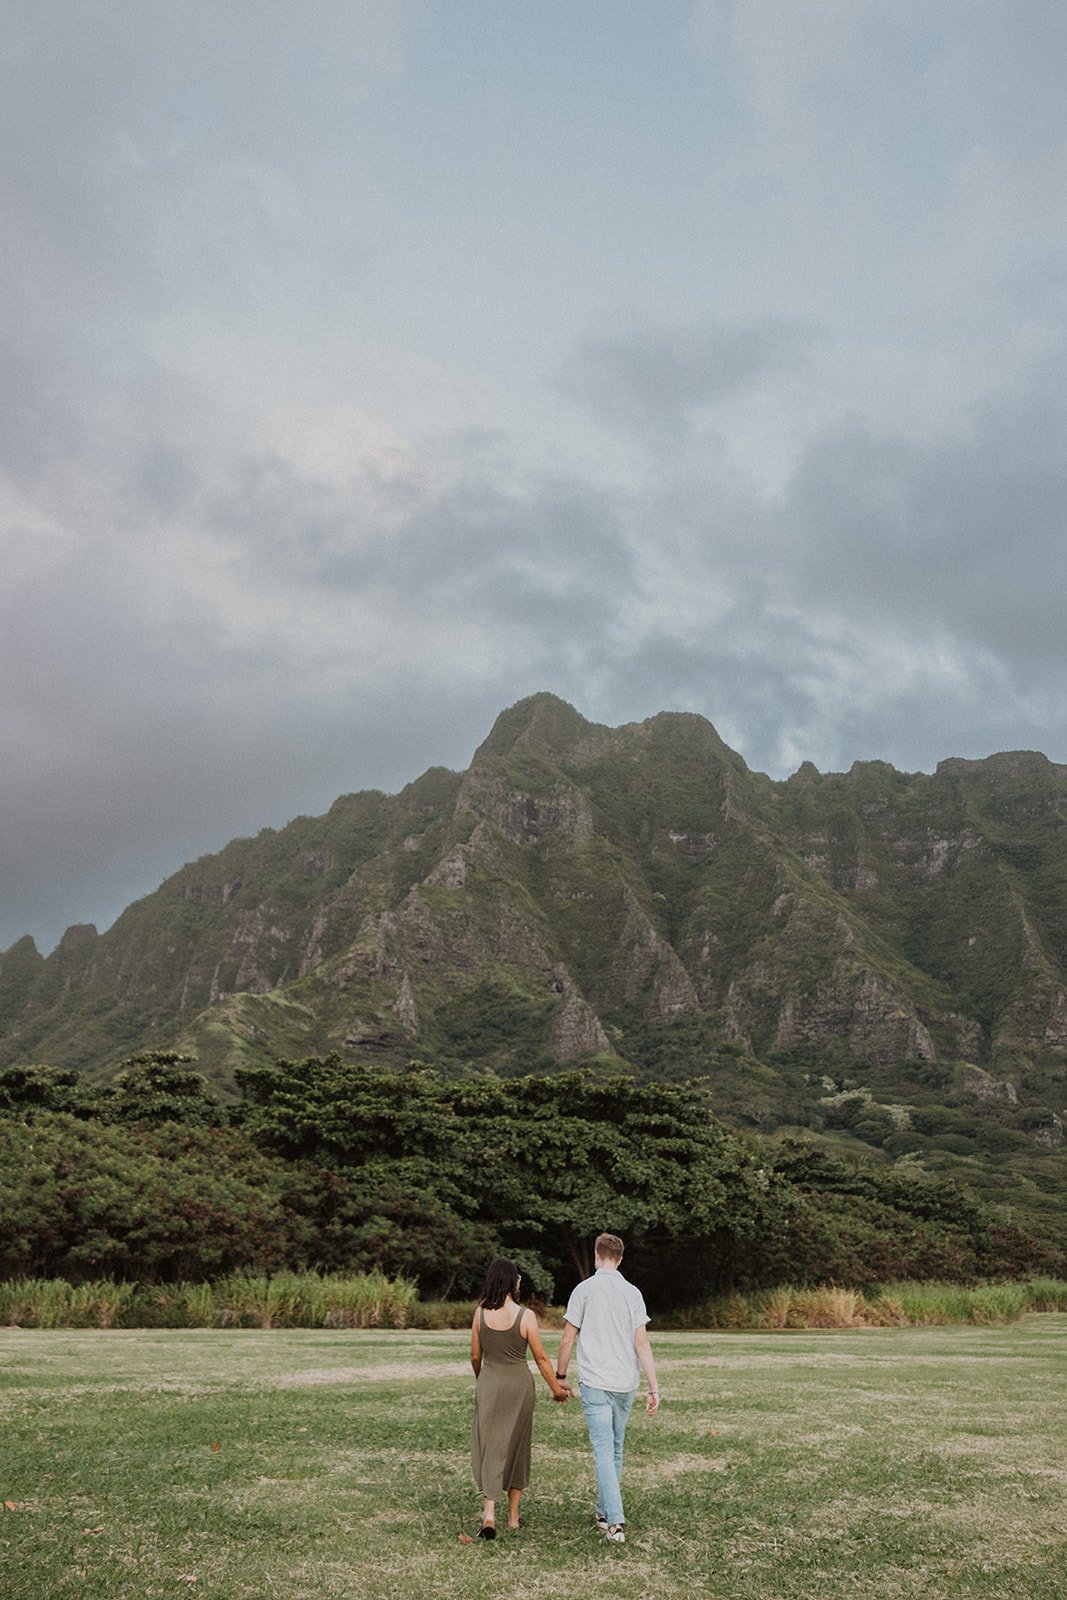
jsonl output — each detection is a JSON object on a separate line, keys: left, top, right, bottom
{"left": 787, "top": 760, "right": 822, "bottom": 786}
{"left": 473, "top": 693, "right": 597, "bottom": 761}
{"left": 936, "top": 750, "right": 1054, "bottom": 780}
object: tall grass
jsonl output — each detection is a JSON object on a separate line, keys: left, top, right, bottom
{"left": 879, "top": 1281, "right": 1032, "bottom": 1326}
{"left": 2, "top": 1275, "right": 1066, "bottom": 1331}
{"left": 0, "top": 1277, "right": 139, "bottom": 1328}
{"left": 1023, "top": 1275, "right": 1067, "bottom": 1313}
{"left": 671, "top": 1279, "right": 1067, "bottom": 1330}
{"left": 0, "top": 1272, "right": 418, "bottom": 1330}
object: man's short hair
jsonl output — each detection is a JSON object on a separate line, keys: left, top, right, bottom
{"left": 595, "top": 1232, "right": 624, "bottom": 1261}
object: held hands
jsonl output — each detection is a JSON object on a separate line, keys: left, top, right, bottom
{"left": 552, "top": 1380, "right": 572, "bottom": 1403}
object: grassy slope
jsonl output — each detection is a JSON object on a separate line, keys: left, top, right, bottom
{"left": 2, "top": 1322, "right": 1065, "bottom": 1600}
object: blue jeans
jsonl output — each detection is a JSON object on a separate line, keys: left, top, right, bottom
{"left": 580, "top": 1384, "right": 637, "bottom": 1527}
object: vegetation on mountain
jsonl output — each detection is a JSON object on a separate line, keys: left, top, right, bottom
{"left": 2, "top": 693, "right": 1065, "bottom": 1266}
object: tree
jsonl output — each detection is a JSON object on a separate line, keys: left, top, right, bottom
{"left": 0, "top": 1064, "right": 100, "bottom": 1120}
{"left": 100, "top": 1052, "right": 225, "bottom": 1126}
{"left": 237, "top": 1057, "right": 792, "bottom": 1301}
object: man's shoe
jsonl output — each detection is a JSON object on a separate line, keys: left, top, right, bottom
{"left": 605, "top": 1524, "right": 625, "bottom": 1543}
{"left": 595, "top": 1511, "right": 608, "bottom": 1529}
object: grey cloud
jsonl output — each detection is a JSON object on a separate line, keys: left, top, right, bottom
{"left": 582, "top": 600, "right": 1059, "bottom": 783}
{"left": 203, "top": 450, "right": 636, "bottom": 634}
{"left": 8, "top": 325, "right": 1067, "bottom": 952}
{"left": 0, "top": 1, "right": 413, "bottom": 489}
{"left": 6, "top": 382, "right": 1067, "bottom": 953}
{"left": 556, "top": 315, "right": 815, "bottom": 444}
{"left": 781, "top": 353, "right": 1067, "bottom": 669}
{"left": 0, "top": 426, "right": 641, "bottom": 950}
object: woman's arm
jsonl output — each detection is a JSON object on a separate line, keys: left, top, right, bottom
{"left": 522, "top": 1310, "right": 569, "bottom": 1401}
{"left": 470, "top": 1310, "right": 482, "bottom": 1377}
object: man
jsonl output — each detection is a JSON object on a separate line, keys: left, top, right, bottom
{"left": 554, "top": 1231, "right": 660, "bottom": 1543}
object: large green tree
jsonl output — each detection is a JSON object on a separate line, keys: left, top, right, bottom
{"left": 236, "top": 1056, "right": 791, "bottom": 1298}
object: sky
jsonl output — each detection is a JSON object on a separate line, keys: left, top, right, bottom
{"left": 3, "top": 0, "right": 1067, "bottom": 954}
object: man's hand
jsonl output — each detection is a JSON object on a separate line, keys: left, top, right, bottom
{"left": 553, "top": 1381, "right": 572, "bottom": 1403}
{"left": 645, "top": 1388, "right": 660, "bottom": 1417}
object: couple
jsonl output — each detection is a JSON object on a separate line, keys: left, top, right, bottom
{"left": 470, "top": 1232, "right": 660, "bottom": 1543}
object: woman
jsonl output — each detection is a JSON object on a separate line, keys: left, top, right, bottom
{"left": 470, "top": 1258, "right": 569, "bottom": 1537}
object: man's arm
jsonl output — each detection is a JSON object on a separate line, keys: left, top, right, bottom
{"left": 555, "top": 1319, "right": 578, "bottom": 1386}
{"left": 634, "top": 1324, "right": 660, "bottom": 1416}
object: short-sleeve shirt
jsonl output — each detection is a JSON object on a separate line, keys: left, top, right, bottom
{"left": 563, "top": 1268, "right": 650, "bottom": 1392}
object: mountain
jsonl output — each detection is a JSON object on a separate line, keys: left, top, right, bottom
{"left": 2, "top": 695, "right": 1066, "bottom": 1155}
{"left": 6, "top": 690, "right": 1066, "bottom": 1259}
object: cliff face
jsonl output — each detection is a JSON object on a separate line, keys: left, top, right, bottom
{"left": 3, "top": 695, "right": 1067, "bottom": 1087}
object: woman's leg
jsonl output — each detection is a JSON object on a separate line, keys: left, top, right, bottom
{"left": 481, "top": 1495, "right": 496, "bottom": 1528}
{"left": 507, "top": 1487, "right": 522, "bottom": 1529}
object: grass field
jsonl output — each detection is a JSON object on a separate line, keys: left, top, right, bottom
{"left": 2, "top": 1320, "right": 1065, "bottom": 1599}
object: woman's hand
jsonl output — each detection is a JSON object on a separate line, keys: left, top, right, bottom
{"left": 524, "top": 1309, "right": 571, "bottom": 1401}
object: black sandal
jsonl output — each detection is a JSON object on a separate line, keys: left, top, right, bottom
{"left": 477, "top": 1524, "right": 497, "bottom": 1540}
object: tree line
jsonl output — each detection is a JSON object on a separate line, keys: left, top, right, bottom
{"left": 0, "top": 1053, "right": 1060, "bottom": 1306}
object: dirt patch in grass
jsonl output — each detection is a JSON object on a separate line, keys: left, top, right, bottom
{"left": 272, "top": 1361, "right": 471, "bottom": 1386}
{"left": 634, "top": 1452, "right": 733, "bottom": 1478}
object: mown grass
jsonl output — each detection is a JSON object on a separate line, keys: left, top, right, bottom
{"left": 2, "top": 1320, "right": 1066, "bottom": 1599}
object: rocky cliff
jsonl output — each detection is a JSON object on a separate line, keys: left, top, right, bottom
{"left": 3, "top": 695, "right": 1067, "bottom": 1094}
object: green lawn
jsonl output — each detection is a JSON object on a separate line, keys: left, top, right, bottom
{"left": 2, "top": 1320, "right": 1065, "bottom": 1599}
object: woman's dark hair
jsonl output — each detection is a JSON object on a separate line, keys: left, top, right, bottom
{"left": 479, "top": 1257, "right": 521, "bottom": 1310}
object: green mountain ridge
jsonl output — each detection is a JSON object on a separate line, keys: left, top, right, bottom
{"left": 3, "top": 696, "right": 1067, "bottom": 1134}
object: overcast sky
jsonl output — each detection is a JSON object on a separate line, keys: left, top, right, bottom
{"left": 3, "top": 1, "right": 1067, "bottom": 953}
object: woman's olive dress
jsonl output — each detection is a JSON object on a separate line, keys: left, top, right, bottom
{"left": 471, "top": 1307, "right": 535, "bottom": 1497}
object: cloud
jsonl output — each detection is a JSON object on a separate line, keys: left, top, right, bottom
{"left": 779, "top": 348, "right": 1067, "bottom": 671}
{"left": 556, "top": 314, "right": 815, "bottom": 444}
{"left": 5, "top": 297, "right": 1067, "bottom": 951}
